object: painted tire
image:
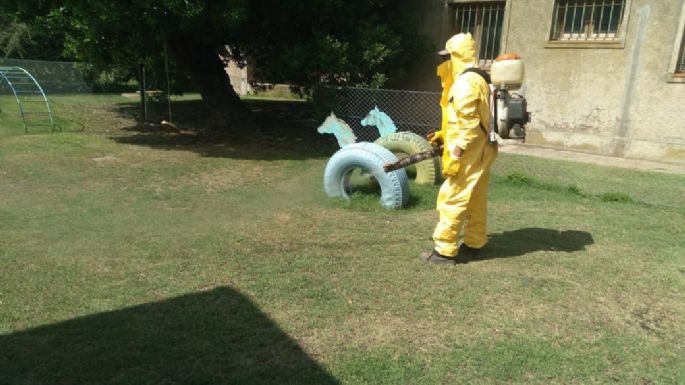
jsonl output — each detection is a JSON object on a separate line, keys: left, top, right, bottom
{"left": 324, "top": 142, "right": 409, "bottom": 209}
{"left": 345, "top": 142, "right": 409, "bottom": 206}
{"left": 374, "top": 131, "right": 441, "bottom": 185}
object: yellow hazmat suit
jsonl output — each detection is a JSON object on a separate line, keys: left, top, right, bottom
{"left": 432, "top": 33, "right": 498, "bottom": 257}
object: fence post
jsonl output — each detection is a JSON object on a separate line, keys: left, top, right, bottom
{"left": 164, "top": 41, "right": 172, "bottom": 122}
{"left": 139, "top": 64, "right": 147, "bottom": 122}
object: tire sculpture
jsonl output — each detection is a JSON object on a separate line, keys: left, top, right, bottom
{"left": 323, "top": 142, "right": 410, "bottom": 209}
{"left": 374, "top": 131, "right": 442, "bottom": 185}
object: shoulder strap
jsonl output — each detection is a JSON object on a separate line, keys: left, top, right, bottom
{"left": 449, "top": 67, "right": 491, "bottom": 102}
{"left": 459, "top": 67, "right": 493, "bottom": 139}
{"left": 461, "top": 67, "right": 491, "bottom": 84}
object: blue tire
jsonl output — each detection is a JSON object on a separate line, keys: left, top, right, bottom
{"left": 324, "top": 142, "right": 410, "bottom": 209}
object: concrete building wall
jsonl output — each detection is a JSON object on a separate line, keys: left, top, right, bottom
{"left": 413, "top": 0, "right": 685, "bottom": 164}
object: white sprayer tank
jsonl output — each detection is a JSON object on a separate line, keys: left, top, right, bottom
{"left": 491, "top": 54, "right": 525, "bottom": 88}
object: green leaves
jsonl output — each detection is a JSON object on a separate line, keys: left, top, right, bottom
{"left": 2, "top": 0, "right": 428, "bottom": 94}
{"left": 0, "top": 18, "right": 32, "bottom": 58}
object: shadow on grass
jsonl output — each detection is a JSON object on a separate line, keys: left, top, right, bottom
{"left": 464, "top": 228, "right": 594, "bottom": 262}
{"left": 110, "top": 99, "right": 338, "bottom": 161}
{"left": 0, "top": 287, "right": 340, "bottom": 385}
{"left": 111, "top": 132, "right": 337, "bottom": 161}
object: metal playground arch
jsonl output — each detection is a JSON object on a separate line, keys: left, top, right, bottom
{"left": 0, "top": 66, "right": 55, "bottom": 133}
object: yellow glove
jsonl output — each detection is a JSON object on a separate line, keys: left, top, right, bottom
{"left": 426, "top": 129, "right": 444, "bottom": 146}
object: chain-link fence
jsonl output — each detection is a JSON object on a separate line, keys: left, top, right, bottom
{"left": 0, "top": 59, "right": 442, "bottom": 140}
{"left": 0, "top": 58, "right": 307, "bottom": 135}
{"left": 0, "top": 58, "right": 93, "bottom": 93}
{"left": 0, "top": 58, "right": 228, "bottom": 135}
{"left": 0, "top": 58, "right": 142, "bottom": 135}
{"left": 312, "top": 85, "right": 442, "bottom": 143}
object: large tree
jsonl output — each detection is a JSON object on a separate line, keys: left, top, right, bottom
{"left": 0, "top": 11, "right": 67, "bottom": 60}
{"left": 1, "top": 0, "right": 428, "bottom": 119}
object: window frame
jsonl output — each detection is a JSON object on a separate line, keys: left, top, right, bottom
{"left": 545, "top": 0, "right": 633, "bottom": 49}
{"left": 667, "top": 1, "right": 685, "bottom": 83}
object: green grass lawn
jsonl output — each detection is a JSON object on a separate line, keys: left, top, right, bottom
{"left": 0, "top": 93, "right": 142, "bottom": 135}
{"left": 1, "top": 108, "right": 684, "bottom": 384}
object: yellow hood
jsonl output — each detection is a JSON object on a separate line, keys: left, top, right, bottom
{"left": 444, "top": 33, "right": 477, "bottom": 76}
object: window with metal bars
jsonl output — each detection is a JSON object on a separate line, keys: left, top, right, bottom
{"left": 450, "top": 2, "right": 506, "bottom": 68}
{"left": 550, "top": 0, "right": 626, "bottom": 41}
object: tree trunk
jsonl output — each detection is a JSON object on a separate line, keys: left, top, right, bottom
{"left": 168, "top": 39, "right": 248, "bottom": 114}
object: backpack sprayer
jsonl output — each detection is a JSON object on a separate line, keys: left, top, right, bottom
{"left": 384, "top": 54, "right": 530, "bottom": 173}
{"left": 491, "top": 53, "right": 530, "bottom": 140}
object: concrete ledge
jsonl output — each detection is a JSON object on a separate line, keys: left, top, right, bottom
{"left": 544, "top": 40, "right": 625, "bottom": 49}
{"left": 498, "top": 141, "right": 685, "bottom": 175}
{"left": 666, "top": 74, "right": 685, "bottom": 84}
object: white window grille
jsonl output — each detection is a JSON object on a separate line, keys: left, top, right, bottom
{"left": 450, "top": 2, "right": 506, "bottom": 68}
{"left": 550, "top": 0, "right": 626, "bottom": 41}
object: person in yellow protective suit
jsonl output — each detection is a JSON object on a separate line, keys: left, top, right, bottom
{"left": 419, "top": 33, "right": 498, "bottom": 265}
